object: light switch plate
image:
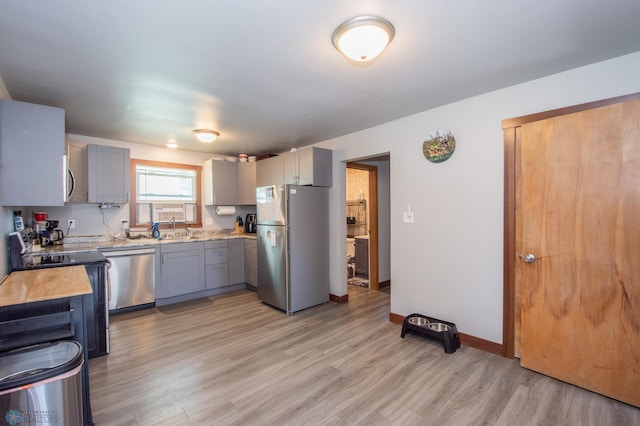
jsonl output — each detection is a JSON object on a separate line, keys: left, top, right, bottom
{"left": 205, "top": 217, "right": 213, "bottom": 225}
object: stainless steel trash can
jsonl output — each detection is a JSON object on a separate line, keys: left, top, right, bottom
{"left": 0, "top": 341, "right": 84, "bottom": 426}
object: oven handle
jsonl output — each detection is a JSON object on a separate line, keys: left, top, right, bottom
{"left": 103, "top": 248, "right": 156, "bottom": 257}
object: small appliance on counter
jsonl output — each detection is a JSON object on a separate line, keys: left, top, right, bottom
{"left": 245, "top": 213, "right": 257, "bottom": 233}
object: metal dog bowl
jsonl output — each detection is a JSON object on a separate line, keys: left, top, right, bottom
{"left": 407, "top": 316, "right": 430, "bottom": 327}
{"left": 427, "top": 322, "right": 452, "bottom": 332}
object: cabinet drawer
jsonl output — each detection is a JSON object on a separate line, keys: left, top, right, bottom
{"left": 161, "top": 241, "right": 205, "bottom": 254}
{"left": 206, "top": 263, "right": 229, "bottom": 288}
{"left": 205, "top": 244, "right": 228, "bottom": 265}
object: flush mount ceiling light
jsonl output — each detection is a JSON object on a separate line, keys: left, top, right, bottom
{"left": 332, "top": 15, "right": 395, "bottom": 62}
{"left": 193, "top": 129, "right": 220, "bottom": 143}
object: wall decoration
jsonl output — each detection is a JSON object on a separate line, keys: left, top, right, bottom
{"left": 423, "top": 130, "right": 456, "bottom": 163}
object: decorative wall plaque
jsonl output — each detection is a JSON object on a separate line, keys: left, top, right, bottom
{"left": 423, "top": 130, "right": 456, "bottom": 163}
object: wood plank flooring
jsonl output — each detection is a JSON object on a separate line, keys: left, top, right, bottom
{"left": 89, "top": 287, "right": 640, "bottom": 425}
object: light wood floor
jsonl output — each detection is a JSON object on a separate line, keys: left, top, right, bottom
{"left": 89, "top": 287, "right": 640, "bottom": 425}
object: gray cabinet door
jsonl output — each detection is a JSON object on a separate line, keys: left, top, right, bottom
{"left": 282, "top": 151, "right": 298, "bottom": 184}
{"left": 355, "top": 238, "right": 369, "bottom": 276}
{"left": 269, "top": 156, "right": 284, "bottom": 185}
{"left": 298, "top": 146, "right": 332, "bottom": 187}
{"left": 256, "top": 159, "right": 270, "bottom": 187}
{"left": 1, "top": 99, "right": 65, "bottom": 206}
{"left": 205, "top": 240, "right": 229, "bottom": 288}
{"left": 237, "top": 162, "right": 256, "bottom": 205}
{"left": 88, "top": 144, "right": 130, "bottom": 203}
{"left": 244, "top": 239, "right": 257, "bottom": 286}
{"left": 212, "top": 160, "right": 238, "bottom": 205}
{"left": 161, "top": 249, "right": 205, "bottom": 298}
{"left": 229, "top": 239, "right": 245, "bottom": 285}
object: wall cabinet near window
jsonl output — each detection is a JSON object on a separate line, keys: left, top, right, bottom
{"left": 159, "top": 242, "right": 205, "bottom": 298}
{"left": 203, "top": 159, "right": 257, "bottom": 206}
{"left": 88, "top": 144, "right": 130, "bottom": 204}
{"left": 1, "top": 99, "right": 65, "bottom": 206}
{"left": 256, "top": 147, "right": 332, "bottom": 187}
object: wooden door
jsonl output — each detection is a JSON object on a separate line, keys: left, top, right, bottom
{"left": 517, "top": 99, "right": 640, "bottom": 407}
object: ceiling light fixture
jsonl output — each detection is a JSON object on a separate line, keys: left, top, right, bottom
{"left": 193, "top": 129, "right": 220, "bottom": 143}
{"left": 332, "top": 15, "right": 395, "bottom": 62}
{"left": 166, "top": 142, "right": 178, "bottom": 149}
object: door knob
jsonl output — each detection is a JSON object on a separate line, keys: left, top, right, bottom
{"left": 520, "top": 253, "right": 536, "bottom": 263}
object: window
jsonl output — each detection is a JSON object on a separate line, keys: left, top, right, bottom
{"left": 130, "top": 159, "right": 202, "bottom": 228}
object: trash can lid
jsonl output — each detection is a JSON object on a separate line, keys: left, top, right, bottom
{"left": 0, "top": 340, "right": 83, "bottom": 392}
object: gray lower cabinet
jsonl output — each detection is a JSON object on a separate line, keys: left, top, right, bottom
{"left": 205, "top": 240, "right": 229, "bottom": 289}
{"left": 355, "top": 237, "right": 369, "bottom": 276}
{"left": 229, "top": 239, "right": 245, "bottom": 285}
{"left": 160, "top": 242, "right": 205, "bottom": 298}
{"left": 245, "top": 239, "right": 257, "bottom": 287}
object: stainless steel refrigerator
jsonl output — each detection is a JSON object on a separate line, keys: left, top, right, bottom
{"left": 256, "top": 184, "right": 329, "bottom": 314}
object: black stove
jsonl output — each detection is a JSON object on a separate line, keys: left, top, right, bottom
{"left": 19, "top": 251, "right": 107, "bottom": 270}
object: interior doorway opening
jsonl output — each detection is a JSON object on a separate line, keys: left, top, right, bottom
{"left": 346, "top": 155, "right": 390, "bottom": 293}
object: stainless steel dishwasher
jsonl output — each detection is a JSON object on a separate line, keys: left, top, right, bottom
{"left": 102, "top": 247, "right": 156, "bottom": 313}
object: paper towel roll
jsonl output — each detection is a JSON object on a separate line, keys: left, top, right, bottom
{"left": 215, "top": 206, "right": 236, "bottom": 216}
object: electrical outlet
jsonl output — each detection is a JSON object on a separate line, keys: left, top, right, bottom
{"left": 68, "top": 219, "right": 76, "bottom": 229}
{"left": 121, "top": 219, "right": 129, "bottom": 230}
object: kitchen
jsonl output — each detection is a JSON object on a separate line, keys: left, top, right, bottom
{"left": 1, "top": 1, "right": 640, "bottom": 424}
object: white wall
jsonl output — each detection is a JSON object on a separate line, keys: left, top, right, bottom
{"left": 316, "top": 51, "right": 640, "bottom": 344}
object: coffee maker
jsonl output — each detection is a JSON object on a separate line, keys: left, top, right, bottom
{"left": 245, "top": 214, "right": 257, "bottom": 233}
{"left": 46, "top": 219, "right": 64, "bottom": 245}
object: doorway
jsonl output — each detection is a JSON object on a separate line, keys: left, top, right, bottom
{"left": 346, "top": 156, "right": 390, "bottom": 292}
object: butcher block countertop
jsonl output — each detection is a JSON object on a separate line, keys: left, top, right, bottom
{"left": 0, "top": 266, "right": 92, "bottom": 307}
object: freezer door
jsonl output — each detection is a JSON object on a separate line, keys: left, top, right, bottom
{"left": 256, "top": 185, "right": 286, "bottom": 226}
{"left": 257, "top": 224, "right": 288, "bottom": 311}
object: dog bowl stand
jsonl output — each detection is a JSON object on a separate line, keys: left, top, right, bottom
{"left": 401, "top": 313, "right": 461, "bottom": 354}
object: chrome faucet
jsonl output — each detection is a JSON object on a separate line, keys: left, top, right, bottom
{"left": 170, "top": 216, "right": 176, "bottom": 237}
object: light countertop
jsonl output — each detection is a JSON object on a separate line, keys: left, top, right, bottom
{"left": 25, "top": 230, "right": 257, "bottom": 256}
{"left": 0, "top": 265, "right": 93, "bottom": 307}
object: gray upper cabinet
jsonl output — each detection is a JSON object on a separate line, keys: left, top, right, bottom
{"left": 1, "top": 99, "right": 65, "bottom": 206}
{"left": 65, "top": 139, "right": 88, "bottom": 203}
{"left": 297, "top": 146, "right": 332, "bottom": 187}
{"left": 255, "top": 147, "right": 332, "bottom": 187}
{"left": 237, "top": 162, "right": 256, "bottom": 205}
{"left": 204, "top": 159, "right": 238, "bottom": 205}
{"left": 256, "top": 155, "right": 283, "bottom": 187}
{"left": 204, "top": 159, "right": 257, "bottom": 206}
{"left": 87, "top": 144, "right": 130, "bottom": 204}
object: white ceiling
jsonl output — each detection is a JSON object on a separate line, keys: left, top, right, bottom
{"left": 1, "top": 1, "right": 639, "bottom": 155}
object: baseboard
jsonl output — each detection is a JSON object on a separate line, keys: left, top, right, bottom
{"left": 389, "top": 312, "right": 505, "bottom": 357}
{"left": 330, "top": 293, "right": 348, "bottom": 303}
{"left": 378, "top": 280, "right": 390, "bottom": 289}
